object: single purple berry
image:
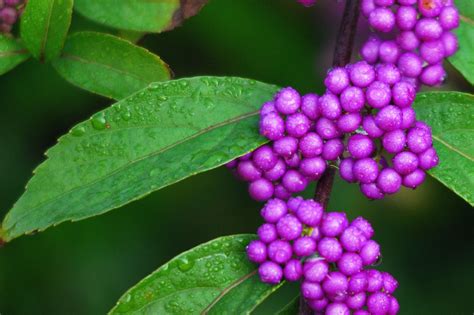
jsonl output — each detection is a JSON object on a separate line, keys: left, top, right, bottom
{"left": 276, "top": 214, "right": 303, "bottom": 241}
{"left": 273, "top": 136, "right": 299, "bottom": 158}
{"left": 260, "top": 112, "right": 285, "bottom": 140}
{"left": 396, "top": 5, "right": 418, "bottom": 30}
{"left": 315, "top": 117, "right": 340, "bottom": 139}
{"left": 382, "top": 272, "right": 399, "bottom": 294}
{"left": 282, "top": 170, "right": 308, "bottom": 193}
{"left": 441, "top": 31, "right": 458, "bottom": 57}
{"left": 418, "top": 147, "right": 439, "bottom": 170}
{"left": 326, "top": 302, "right": 350, "bottom": 315}
{"left": 346, "top": 292, "right": 367, "bottom": 310}
{"left": 392, "top": 81, "right": 416, "bottom": 108}
{"left": 376, "top": 63, "right": 401, "bottom": 86}
{"left": 253, "top": 145, "right": 278, "bottom": 171}
{"left": 325, "top": 67, "right": 350, "bottom": 94}
{"left": 398, "top": 52, "right": 423, "bottom": 78}
{"left": 393, "top": 151, "right": 419, "bottom": 175}
{"left": 407, "top": 127, "right": 433, "bottom": 153}
{"left": 366, "top": 270, "right": 384, "bottom": 292}
{"left": 274, "top": 184, "right": 292, "bottom": 200}
{"left": 299, "top": 132, "right": 323, "bottom": 158}
{"left": 340, "top": 226, "right": 368, "bottom": 252}
{"left": 416, "top": 18, "right": 443, "bottom": 41}
{"left": 382, "top": 130, "right": 406, "bottom": 154}
{"left": 268, "top": 239, "right": 293, "bottom": 264}
{"left": 293, "top": 236, "right": 317, "bottom": 257}
{"left": 307, "top": 298, "right": 328, "bottom": 312}
{"left": 419, "top": 0, "right": 443, "bottom": 17}
{"left": 257, "top": 223, "right": 278, "bottom": 243}
{"left": 322, "top": 271, "right": 349, "bottom": 296}
{"left": 260, "top": 101, "right": 276, "bottom": 116}
{"left": 348, "top": 134, "right": 375, "bottom": 159}
{"left": 349, "top": 271, "right": 368, "bottom": 294}
{"left": 322, "top": 138, "right": 345, "bottom": 160}
{"left": 379, "top": 40, "right": 400, "bottom": 64}
{"left": 361, "top": 0, "right": 376, "bottom": 18}
{"left": 360, "top": 183, "right": 384, "bottom": 199}
{"left": 237, "top": 159, "right": 262, "bottom": 181}
{"left": 351, "top": 217, "right": 374, "bottom": 239}
{"left": 401, "top": 107, "right": 416, "bottom": 129}
{"left": 349, "top": 61, "right": 376, "bottom": 88}
{"left": 338, "top": 253, "right": 364, "bottom": 276}
{"left": 318, "top": 237, "right": 343, "bottom": 262}
{"left": 283, "top": 259, "right": 303, "bottom": 281}
{"left": 321, "top": 212, "right": 349, "bottom": 237}
{"left": 302, "top": 281, "right": 324, "bottom": 300}
{"left": 249, "top": 178, "right": 274, "bottom": 201}
{"left": 258, "top": 261, "right": 283, "bottom": 284}
{"left": 439, "top": 5, "right": 459, "bottom": 30}
{"left": 366, "top": 81, "right": 392, "bottom": 109}
{"left": 420, "top": 40, "right": 446, "bottom": 64}
{"left": 337, "top": 112, "right": 362, "bottom": 133}
{"left": 420, "top": 64, "right": 446, "bottom": 86}
{"left": 375, "top": 105, "right": 402, "bottom": 131}
{"left": 284, "top": 154, "right": 301, "bottom": 168}
{"left": 340, "top": 158, "right": 356, "bottom": 183}
{"left": 367, "top": 292, "right": 391, "bottom": 314}
{"left": 300, "top": 157, "right": 327, "bottom": 180}
{"left": 246, "top": 240, "right": 267, "bottom": 263}
{"left": 377, "top": 168, "right": 402, "bottom": 194}
{"left": 353, "top": 158, "right": 379, "bottom": 184}
{"left": 286, "top": 113, "right": 311, "bottom": 138}
{"left": 301, "top": 93, "right": 320, "bottom": 120}
{"left": 319, "top": 93, "right": 342, "bottom": 120}
{"left": 361, "top": 36, "right": 381, "bottom": 64}
{"left": 360, "top": 240, "right": 381, "bottom": 265}
{"left": 403, "top": 168, "right": 426, "bottom": 188}
{"left": 296, "top": 199, "right": 324, "bottom": 227}
{"left": 363, "top": 115, "right": 385, "bottom": 138}
{"left": 261, "top": 198, "right": 288, "bottom": 223}
{"left": 275, "top": 87, "right": 301, "bottom": 115}
{"left": 369, "top": 7, "right": 396, "bottom": 33}
{"left": 264, "top": 159, "right": 287, "bottom": 181}
{"left": 304, "top": 259, "right": 329, "bottom": 282}
{"left": 389, "top": 296, "right": 400, "bottom": 315}
{"left": 396, "top": 31, "right": 420, "bottom": 51}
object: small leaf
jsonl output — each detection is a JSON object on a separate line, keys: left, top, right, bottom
{"left": 0, "top": 35, "right": 29, "bottom": 75}
{"left": 448, "top": 0, "right": 474, "bottom": 85}
{"left": 276, "top": 296, "right": 299, "bottom": 315}
{"left": 0, "top": 77, "right": 277, "bottom": 242}
{"left": 414, "top": 92, "right": 474, "bottom": 206}
{"left": 74, "top": 0, "right": 208, "bottom": 33}
{"left": 109, "top": 235, "right": 282, "bottom": 315}
{"left": 20, "top": 0, "right": 73, "bottom": 62}
{"left": 52, "top": 32, "right": 171, "bottom": 99}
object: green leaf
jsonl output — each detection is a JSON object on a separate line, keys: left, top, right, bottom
{"left": 414, "top": 92, "right": 474, "bottom": 206}
{"left": 0, "top": 35, "right": 30, "bottom": 75}
{"left": 109, "top": 235, "right": 282, "bottom": 315}
{"left": 52, "top": 32, "right": 171, "bottom": 99}
{"left": 276, "top": 296, "right": 299, "bottom": 315}
{"left": 0, "top": 77, "right": 277, "bottom": 242}
{"left": 74, "top": 0, "right": 208, "bottom": 33}
{"left": 20, "top": 0, "right": 74, "bottom": 62}
{"left": 447, "top": 0, "right": 474, "bottom": 85}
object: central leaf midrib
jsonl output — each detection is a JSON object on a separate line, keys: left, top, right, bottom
{"left": 7, "top": 109, "right": 260, "bottom": 228}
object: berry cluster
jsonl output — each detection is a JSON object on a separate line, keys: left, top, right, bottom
{"left": 0, "top": 0, "right": 24, "bottom": 33}
{"left": 361, "top": 0, "right": 459, "bottom": 87}
{"left": 247, "top": 197, "right": 399, "bottom": 314}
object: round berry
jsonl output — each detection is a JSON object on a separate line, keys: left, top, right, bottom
{"left": 264, "top": 159, "right": 286, "bottom": 181}
{"left": 237, "top": 160, "right": 262, "bottom": 181}
{"left": 351, "top": 217, "right": 374, "bottom": 239}
{"left": 283, "top": 259, "right": 303, "bottom": 281}
{"left": 363, "top": 115, "right": 385, "bottom": 138}
{"left": 348, "top": 271, "right": 368, "bottom": 294}
{"left": 353, "top": 158, "right": 379, "bottom": 184}
{"left": 273, "top": 136, "right": 298, "bottom": 158}
{"left": 369, "top": 7, "right": 396, "bottom": 33}
{"left": 316, "top": 117, "right": 340, "bottom": 139}
{"left": 418, "top": 0, "right": 443, "bottom": 17}
{"left": 322, "top": 138, "right": 345, "bottom": 160}
{"left": 322, "top": 271, "right": 348, "bottom": 296}
{"left": 326, "top": 302, "right": 350, "bottom": 315}
{"left": 275, "top": 87, "right": 300, "bottom": 114}
{"left": 349, "top": 61, "right": 376, "bottom": 88}
{"left": 360, "top": 183, "right": 384, "bottom": 199}
{"left": 318, "top": 237, "right": 343, "bottom": 262}
{"left": 367, "top": 292, "right": 391, "bottom": 314}
{"left": 296, "top": 199, "right": 324, "bottom": 227}
{"left": 382, "top": 272, "right": 399, "bottom": 294}
{"left": 286, "top": 113, "right": 311, "bottom": 138}
{"left": 299, "top": 132, "right": 323, "bottom": 158}
{"left": 301, "top": 93, "right": 320, "bottom": 120}
{"left": 287, "top": 196, "right": 303, "bottom": 212}
{"left": 261, "top": 198, "right": 288, "bottom": 223}
{"left": 403, "top": 168, "right": 426, "bottom": 188}
{"left": 325, "top": 67, "right": 350, "bottom": 94}
{"left": 392, "top": 81, "right": 416, "bottom": 108}
{"left": 420, "top": 40, "right": 446, "bottom": 64}
{"left": 258, "top": 261, "right": 283, "bottom": 284}
{"left": 396, "top": 5, "right": 418, "bottom": 30}
{"left": 274, "top": 184, "right": 292, "bottom": 200}
{"left": 276, "top": 214, "right": 303, "bottom": 240}
{"left": 418, "top": 147, "right": 439, "bottom": 170}
{"left": 260, "top": 112, "right": 285, "bottom": 140}
{"left": 393, "top": 151, "right": 419, "bottom": 175}
{"left": 439, "top": 5, "right": 460, "bottom": 30}
{"left": 0, "top": 7, "right": 17, "bottom": 24}
{"left": 302, "top": 281, "right": 324, "bottom": 300}
{"left": 340, "top": 158, "right": 356, "bottom": 183}
{"left": 257, "top": 223, "right": 278, "bottom": 243}
{"left": 307, "top": 298, "right": 329, "bottom": 312}
{"left": 360, "top": 240, "right": 381, "bottom": 265}
{"left": 382, "top": 130, "right": 406, "bottom": 154}
{"left": 282, "top": 170, "right": 308, "bottom": 193}
{"left": 375, "top": 105, "right": 402, "bottom": 131}
{"left": 293, "top": 236, "right": 317, "bottom": 257}
{"left": 376, "top": 63, "right": 401, "bottom": 86}
{"left": 260, "top": 101, "right": 275, "bottom": 116}
{"left": 253, "top": 145, "right": 278, "bottom": 171}
{"left": 319, "top": 93, "right": 342, "bottom": 120}
{"left": 348, "top": 134, "right": 375, "bottom": 159}
{"left": 268, "top": 239, "right": 293, "bottom": 264}
{"left": 362, "top": 0, "right": 376, "bottom": 17}
{"left": 420, "top": 64, "right": 446, "bottom": 86}
{"left": 366, "top": 81, "right": 391, "bottom": 109}
{"left": 361, "top": 36, "right": 381, "bottom": 64}
{"left": 389, "top": 296, "right": 400, "bottom": 315}
{"left": 246, "top": 240, "right": 267, "bottom": 263}
{"left": 377, "top": 168, "right": 402, "bottom": 194}
{"left": 300, "top": 157, "right": 327, "bottom": 179}
{"left": 415, "top": 18, "right": 443, "bottom": 41}
{"left": 398, "top": 52, "right": 423, "bottom": 78}
{"left": 303, "top": 259, "right": 329, "bottom": 282}
{"left": 407, "top": 127, "right": 433, "bottom": 153}
{"left": 401, "top": 107, "right": 416, "bottom": 129}
{"left": 346, "top": 292, "right": 367, "bottom": 310}
{"left": 397, "top": 31, "right": 420, "bottom": 51}
{"left": 249, "top": 178, "right": 274, "bottom": 201}
{"left": 340, "top": 226, "right": 367, "bottom": 252}
{"left": 284, "top": 154, "right": 301, "bottom": 168}
{"left": 379, "top": 40, "right": 400, "bottom": 64}
{"left": 441, "top": 31, "right": 458, "bottom": 57}
{"left": 340, "top": 86, "right": 366, "bottom": 112}
{"left": 366, "top": 270, "right": 384, "bottom": 292}
{"left": 321, "top": 212, "right": 349, "bottom": 237}
{"left": 337, "top": 253, "right": 364, "bottom": 276}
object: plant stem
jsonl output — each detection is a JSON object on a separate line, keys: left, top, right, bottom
{"left": 299, "top": 0, "right": 361, "bottom": 313}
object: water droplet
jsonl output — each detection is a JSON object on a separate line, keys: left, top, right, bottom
{"left": 124, "top": 294, "right": 131, "bottom": 303}
{"left": 177, "top": 257, "right": 194, "bottom": 272}
{"left": 70, "top": 125, "right": 86, "bottom": 137}
{"left": 91, "top": 114, "right": 107, "bottom": 130}
{"left": 121, "top": 111, "right": 132, "bottom": 121}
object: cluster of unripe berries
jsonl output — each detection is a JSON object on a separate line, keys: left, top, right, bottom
{"left": 361, "top": 0, "right": 459, "bottom": 87}
{"left": 247, "top": 197, "right": 399, "bottom": 314}
{"left": 0, "top": 0, "right": 24, "bottom": 33}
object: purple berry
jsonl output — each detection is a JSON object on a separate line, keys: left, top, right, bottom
{"left": 260, "top": 112, "right": 285, "bottom": 140}
{"left": 362, "top": 0, "right": 376, "bottom": 18}
{"left": 420, "top": 64, "right": 446, "bottom": 86}
{"left": 407, "top": 127, "right": 433, "bottom": 153}
{"left": 340, "top": 86, "right": 366, "bottom": 112}
{"left": 322, "top": 271, "right": 348, "bottom": 296}
{"left": 322, "top": 138, "right": 345, "bottom": 160}
{"left": 249, "top": 178, "right": 274, "bottom": 201}
{"left": 389, "top": 296, "right": 400, "bottom": 315}
{"left": 296, "top": 199, "right": 324, "bottom": 227}
{"left": 396, "top": 5, "right": 418, "bottom": 30}
{"left": 315, "top": 117, "right": 340, "bottom": 139}
{"left": 246, "top": 240, "right": 267, "bottom": 263}
{"left": 375, "top": 105, "right": 402, "bottom": 131}
{"left": 286, "top": 113, "right": 311, "bottom": 138}
{"left": 403, "top": 168, "right": 426, "bottom": 188}
{"left": 369, "top": 7, "right": 396, "bottom": 33}
{"left": 340, "top": 226, "right": 368, "bottom": 252}
{"left": 393, "top": 151, "right": 419, "bottom": 175}
{"left": 304, "top": 259, "right": 329, "bottom": 282}
{"left": 376, "top": 63, "right": 401, "bottom": 86}
{"left": 360, "top": 183, "right": 384, "bottom": 199}
{"left": 301, "top": 93, "right": 320, "bottom": 120}
{"left": 293, "top": 236, "right": 317, "bottom": 257}
{"left": 351, "top": 217, "right": 374, "bottom": 239}
{"left": 276, "top": 214, "right": 303, "bottom": 240}
{"left": 302, "top": 281, "right": 324, "bottom": 300}
{"left": 360, "top": 240, "right": 381, "bottom": 265}
{"left": 353, "top": 158, "right": 379, "bottom": 184}
{"left": 392, "top": 81, "right": 416, "bottom": 108}
{"left": 321, "top": 212, "right": 349, "bottom": 237}
{"left": 401, "top": 107, "right": 416, "bottom": 129}
{"left": 268, "top": 239, "right": 293, "bottom": 264}
{"left": 379, "top": 40, "right": 400, "bottom": 64}
{"left": 252, "top": 145, "right": 278, "bottom": 171}
{"left": 275, "top": 87, "right": 301, "bottom": 114}
{"left": 326, "top": 302, "right": 350, "bottom": 315}
{"left": 348, "top": 271, "right": 368, "bottom": 294}
{"left": 366, "top": 81, "right": 392, "bottom": 108}
{"left": 377, "top": 168, "right": 402, "bottom": 194}
{"left": 397, "top": 31, "right": 420, "bottom": 51}
{"left": 363, "top": 115, "right": 385, "bottom": 138}
{"left": 337, "top": 253, "right": 364, "bottom": 276}
{"left": 308, "top": 298, "right": 329, "bottom": 311}
{"left": 349, "top": 61, "right": 376, "bottom": 88}
{"left": 299, "top": 132, "right": 323, "bottom": 157}
{"left": 260, "top": 101, "right": 276, "bottom": 116}
{"left": 346, "top": 292, "right": 367, "bottom": 310}
{"left": 439, "top": 5, "right": 459, "bottom": 30}
{"left": 300, "top": 157, "right": 327, "bottom": 180}
{"left": 325, "top": 67, "right": 350, "bottom": 94}
{"left": 420, "top": 40, "right": 446, "bottom": 64}
{"left": 274, "top": 184, "right": 292, "bottom": 200}
{"left": 416, "top": 18, "right": 443, "bottom": 41}
{"left": 441, "top": 31, "right": 458, "bottom": 57}
{"left": 366, "top": 270, "right": 384, "bottom": 292}
{"left": 382, "top": 130, "right": 406, "bottom": 154}
{"left": 367, "top": 292, "right": 391, "bottom": 314}
{"left": 419, "top": 0, "right": 443, "bottom": 17}
{"left": 284, "top": 154, "right": 301, "bottom": 168}
{"left": 337, "top": 113, "right": 362, "bottom": 133}
{"left": 319, "top": 93, "right": 342, "bottom": 120}
{"left": 348, "top": 134, "right": 375, "bottom": 159}
{"left": 287, "top": 196, "right": 304, "bottom": 212}
{"left": 258, "top": 261, "right": 283, "bottom": 284}
{"left": 257, "top": 223, "right": 278, "bottom": 243}
{"left": 264, "top": 159, "right": 287, "bottom": 181}
{"left": 261, "top": 198, "right": 288, "bottom": 223}
{"left": 418, "top": 147, "right": 439, "bottom": 170}
{"left": 382, "top": 272, "right": 399, "bottom": 294}
{"left": 340, "top": 158, "right": 356, "bottom": 183}
{"left": 273, "top": 136, "right": 299, "bottom": 158}
{"left": 318, "top": 237, "right": 343, "bottom": 262}
{"left": 0, "top": 7, "right": 16, "bottom": 24}
{"left": 361, "top": 36, "right": 381, "bottom": 64}
{"left": 398, "top": 52, "right": 423, "bottom": 78}
{"left": 284, "top": 259, "right": 303, "bottom": 281}
{"left": 282, "top": 170, "right": 308, "bottom": 193}
{"left": 237, "top": 161, "right": 262, "bottom": 181}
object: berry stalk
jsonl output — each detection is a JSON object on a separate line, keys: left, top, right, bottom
{"left": 301, "top": 0, "right": 362, "bottom": 313}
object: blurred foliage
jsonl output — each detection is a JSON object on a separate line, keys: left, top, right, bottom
{"left": 0, "top": 0, "right": 472, "bottom": 314}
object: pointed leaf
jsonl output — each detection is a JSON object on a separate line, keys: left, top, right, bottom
{"left": 0, "top": 77, "right": 277, "bottom": 242}
{"left": 20, "top": 0, "right": 73, "bottom": 62}
{"left": 109, "top": 235, "right": 282, "bottom": 315}
{"left": 74, "top": 0, "right": 208, "bottom": 33}
{"left": 0, "top": 35, "right": 29, "bottom": 75}
{"left": 52, "top": 32, "right": 171, "bottom": 99}
{"left": 414, "top": 92, "right": 474, "bottom": 206}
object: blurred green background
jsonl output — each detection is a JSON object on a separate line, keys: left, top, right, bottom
{"left": 0, "top": 0, "right": 473, "bottom": 314}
